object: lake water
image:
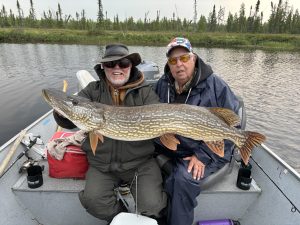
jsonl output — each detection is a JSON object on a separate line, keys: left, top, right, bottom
{"left": 0, "top": 43, "right": 299, "bottom": 173}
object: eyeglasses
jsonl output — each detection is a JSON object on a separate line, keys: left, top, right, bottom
{"left": 103, "top": 58, "right": 132, "bottom": 69}
{"left": 168, "top": 53, "right": 192, "bottom": 65}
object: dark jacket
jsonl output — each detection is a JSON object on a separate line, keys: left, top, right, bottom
{"left": 54, "top": 65, "right": 159, "bottom": 172}
{"left": 155, "top": 54, "right": 240, "bottom": 165}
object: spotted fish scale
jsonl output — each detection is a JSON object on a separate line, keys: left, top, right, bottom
{"left": 42, "top": 88, "right": 266, "bottom": 164}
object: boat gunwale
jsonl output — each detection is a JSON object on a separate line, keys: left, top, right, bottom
{"left": 0, "top": 109, "right": 53, "bottom": 152}
{"left": 258, "top": 143, "right": 300, "bottom": 180}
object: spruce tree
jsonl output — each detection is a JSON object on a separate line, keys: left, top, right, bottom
{"left": 97, "top": 0, "right": 104, "bottom": 28}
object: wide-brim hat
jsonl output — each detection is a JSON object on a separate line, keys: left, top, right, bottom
{"left": 99, "top": 44, "right": 141, "bottom": 66}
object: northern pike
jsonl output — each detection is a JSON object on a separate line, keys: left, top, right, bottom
{"left": 42, "top": 88, "right": 266, "bottom": 164}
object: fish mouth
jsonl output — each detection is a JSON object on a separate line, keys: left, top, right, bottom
{"left": 42, "top": 88, "right": 68, "bottom": 103}
{"left": 41, "top": 88, "right": 68, "bottom": 109}
{"left": 42, "top": 89, "right": 50, "bottom": 103}
{"left": 42, "top": 88, "right": 71, "bottom": 118}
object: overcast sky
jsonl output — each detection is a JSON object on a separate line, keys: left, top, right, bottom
{"left": 1, "top": 0, "right": 300, "bottom": 22}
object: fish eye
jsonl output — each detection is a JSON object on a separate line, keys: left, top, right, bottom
{"left": 69, "top": 98, "right": 78, "bottom": 105}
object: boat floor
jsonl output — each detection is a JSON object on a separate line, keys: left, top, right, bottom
{"left": 11, "top": 159, "right": 261, "bottom": 225}
{"left": 13, "top": 160, "right": 259, "bottom": 193}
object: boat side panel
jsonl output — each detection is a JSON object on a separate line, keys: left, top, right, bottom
{"left": 240, "top": 145, "right": 300, "bottom": 225}
{"left": 0, "top": 112, "right": 58, "bottom": 225}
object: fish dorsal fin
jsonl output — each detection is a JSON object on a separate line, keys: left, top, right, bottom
{"left": 208, "top": 108, "right": 240, "bottom": 127}
{"left": 204, "top": 140, "right": 225, "bottom": 157}
{"left": 89, "top": 132, "right": 99, "bottom": 155}
{"left": 160, "top": 134, "right": 180, "bottom": 151}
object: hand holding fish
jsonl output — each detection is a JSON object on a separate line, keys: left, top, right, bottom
{"left": 184, "top": 155, "right": 205, "bottom": 180}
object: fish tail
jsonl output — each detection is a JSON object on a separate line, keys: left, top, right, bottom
{"left": 238, "top": 131, "right": 266, "bottom": 165}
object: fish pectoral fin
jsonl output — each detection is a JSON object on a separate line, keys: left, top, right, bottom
{"left": 160, "top": 134, "right": 180, "bottom": 151}
{"left": 97, "top": 134, "right": 104, "bottom": 143}
{"left": 89, "top": 132, "right": 99, "bottom": 155}
{"left": 94, "top": 131, "right": 104, "bottom": 143}
{"left": 204, "top": 140, "right": 225, "bottom": 157}
{"left": 208, "top": 108, "right": 240, "bottom": 127}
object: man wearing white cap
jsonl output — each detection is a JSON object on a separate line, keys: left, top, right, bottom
{"left": 155, "top": 37, "right": 240, "bottom": 225}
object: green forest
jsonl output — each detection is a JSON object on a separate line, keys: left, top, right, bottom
{"left": 0, "top": 0, "right": 300, "bottom": 50}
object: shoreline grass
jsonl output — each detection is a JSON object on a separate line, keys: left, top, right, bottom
{"left": 0, "top": 28, "right": 299, "bottom": 51}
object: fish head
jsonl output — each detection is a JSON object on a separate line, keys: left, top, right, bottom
{"left": 42, "top": 88, "right": 105, "bottom": 131}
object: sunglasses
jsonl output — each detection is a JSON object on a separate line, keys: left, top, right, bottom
{"left": 168, "top": 53, "right": 192, "bottom": 65}
{"left": 103, "top": 58, "right": 132, "bottom": 69}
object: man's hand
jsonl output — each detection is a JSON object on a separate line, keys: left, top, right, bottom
{"left": 183, "top": 155, "right": 205, "bottom": 180}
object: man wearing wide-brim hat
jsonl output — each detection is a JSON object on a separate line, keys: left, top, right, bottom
{"left": 53, "top": 43, "right": 167, "bottom": 223}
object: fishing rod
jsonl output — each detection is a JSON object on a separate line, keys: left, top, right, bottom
{"left": 0, "top": 135, "right": 40, "bottom": 179}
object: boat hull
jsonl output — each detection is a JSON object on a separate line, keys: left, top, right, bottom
{"left": 1, "top": 69, "right": 299, "bottom": 225}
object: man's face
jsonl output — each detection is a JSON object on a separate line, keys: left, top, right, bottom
{"left": 103, "top": 58, "right": 132, "bottom": 87}
{"left": 168, "top": 47, "right": 195, "bottom": 86}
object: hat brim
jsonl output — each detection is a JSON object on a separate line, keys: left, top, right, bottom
{"left": 99, "top": 53, "right": 141, "bottom": 66}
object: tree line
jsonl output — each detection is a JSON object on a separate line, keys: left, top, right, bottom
{"left": 0, "top": 0, "right": 299, "bottom": 34}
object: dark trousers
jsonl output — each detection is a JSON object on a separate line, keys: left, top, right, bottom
{"left": 165, "top": 158, "right": 224, "bottom": 225}
{"left": 79, "top": 158, "right": 167, "bottom": 222}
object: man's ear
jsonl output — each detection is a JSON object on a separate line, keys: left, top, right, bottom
{"left": 191, "top": 56, "right": 194, "bottom": 62}
{"left": 192, "top": 54, "right": 196, "bottom": 62}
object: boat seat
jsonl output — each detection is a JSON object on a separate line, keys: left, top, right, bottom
{"left": 11, "top": 157, "right": 261, "bottom": 225}
{"left": 155, "top": 154, "right": 233, "bottom": 190}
